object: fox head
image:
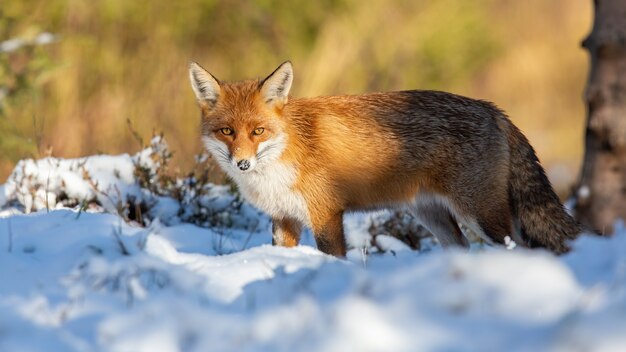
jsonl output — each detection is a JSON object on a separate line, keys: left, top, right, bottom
{"left": 188, "top": 61, "right": 293, "bottom": 174}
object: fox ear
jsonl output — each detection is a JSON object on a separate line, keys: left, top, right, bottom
{"left": 260, "top": 61, "right": 293, "bottom": 107}
{"left": 189, "top": 62, "right": 221, "bottom": 108}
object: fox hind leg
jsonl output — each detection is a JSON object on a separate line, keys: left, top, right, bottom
{"left": 462, "top": 199, "right": 518, "bottom": 247}
{"left": 475, "top": 205, "right": 515, "bottom": 246}
{"left": 412, "top": 203, "right": 469, "bottom": 248}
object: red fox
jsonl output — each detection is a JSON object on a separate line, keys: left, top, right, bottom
{"left": 188, "top": 61, "right": 581, "bottom": 256}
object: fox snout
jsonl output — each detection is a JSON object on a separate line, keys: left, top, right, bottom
{"left": 230, "top": 145, "right": 258, "bottom": 172}
{"left": 231, "top": 156, "right": 256, "bottom": 172}
{"left": 237, "top": 159, "right": 251, "bottom": 171}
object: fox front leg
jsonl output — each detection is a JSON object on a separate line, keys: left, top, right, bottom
{"left": 311, "top": 212, "right": 347, "bottom": 257}
{"left": 272, "top": 218, "right": 302, "bottom": 248}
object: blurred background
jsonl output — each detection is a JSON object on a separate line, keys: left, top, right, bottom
{"left": 0, "top": 0, "right": 591, "bottom": 196}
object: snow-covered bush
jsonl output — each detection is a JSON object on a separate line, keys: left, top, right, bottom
{"left": 0, "top": 135, "right": 264, "bottom": 232}
{"left": 368, "top": 210, "right": 433, "bottom": 252}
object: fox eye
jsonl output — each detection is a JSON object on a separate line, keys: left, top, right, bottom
{"left": 220, "top": 128, "right": 233, "bottom": 135}
{"left": 253, "top": 127, "right": 265, "bottom": 136}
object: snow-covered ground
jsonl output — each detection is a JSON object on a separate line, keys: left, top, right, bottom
{"left": 1, "top": 146, "right": 625, "bottom": 352}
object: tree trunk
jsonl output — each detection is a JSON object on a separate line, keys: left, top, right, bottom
{"left": 574, "top": 0, "right": 626, "bottom": 234}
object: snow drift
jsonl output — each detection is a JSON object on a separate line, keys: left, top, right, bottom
{"left": 1, "top": 142, "right": 625, "bottom": 352}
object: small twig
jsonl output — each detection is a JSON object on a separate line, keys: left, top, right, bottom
{"left": 135, "top": 202, "right": 143, "bottom": 225}
{"left": 75, "top": 199, "right": 88, "bottom": 220}
{"left": 32, "top": 109, "right": 48, "bottom": 158}
{"left": 45, "top": 170, "right": 51, "bottom": 213}
{"left": 113, "top": 185, "right": 125, "bottom": 217}
{"left": 361, "top": 246, "right": 368, "bottom": 269}
{"left": 137, "top": 229, "right": 150, "bottom": 251}
{"left": 240, "top": 220, "right": 259, "bottom": 251}
{"left": 126, "top": 118, "right": 144, "bottom": 149}
{"left": 112, "top": 221, "right": 130, "bottom": 256}
{"left": 216, "top": 226, "right": 225, "bottom": 255}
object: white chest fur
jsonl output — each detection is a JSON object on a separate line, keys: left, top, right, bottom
{"left": 201, "top": 135, "right": 310, "bottom": 226}
{"left": 230, "top": 162, "right": 310, "bottom": 226}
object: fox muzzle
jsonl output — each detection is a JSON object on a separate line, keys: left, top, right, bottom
{"left": 237, "top": 159, "right": 251, "bottom": 171}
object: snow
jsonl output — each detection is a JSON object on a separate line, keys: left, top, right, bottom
{"left": 4, "top": 154, "right": 138, "bottom": 213}
{"left": 2, "top": 152, "right": 626, "bottom": 351}
{"left": 0, "top": 32, "right": 57, "bottom": 53}
{"left": 578, "top": 185, "right": 591, "bottom": 200}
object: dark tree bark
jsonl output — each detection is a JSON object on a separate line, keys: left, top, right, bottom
{"left": 574, "top": 0, "right": 626, "bottom": 234}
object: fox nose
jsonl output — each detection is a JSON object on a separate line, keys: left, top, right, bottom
{"left": 237, "top": 159, "right": 251, "bottom": 171}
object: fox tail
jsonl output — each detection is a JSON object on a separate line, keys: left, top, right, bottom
{"left": 505, "top": 122, "right": 581, "bottom": 253}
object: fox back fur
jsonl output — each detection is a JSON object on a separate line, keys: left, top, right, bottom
{"left": 188, "top": 61, "right": 581, "bottom": 256}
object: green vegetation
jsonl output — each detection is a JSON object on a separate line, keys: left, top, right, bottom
{"left": 0, "top": 12, "right": 56, "bottom": 165}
